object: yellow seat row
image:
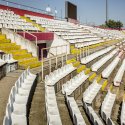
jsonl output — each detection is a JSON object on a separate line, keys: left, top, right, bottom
{"left": 21, "top": 16, "right": 45, "bottom": 32}
{"left": 0, "top": 33, "right": 41, "bottom": 69}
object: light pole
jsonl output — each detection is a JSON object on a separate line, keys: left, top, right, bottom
{"left": 106, "top": 0, "right": 108, "bottom": 24}
{"left": 55, "top": 7, "right": 57, "bottom": 19}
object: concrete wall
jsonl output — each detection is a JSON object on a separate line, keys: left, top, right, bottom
{"left": 46, "top": 34, "right": 70, "bottom": 57}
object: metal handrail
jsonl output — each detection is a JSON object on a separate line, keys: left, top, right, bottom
{"left": 0, "top": 0, "right": 52, "bottom": 15}
{"left": 23, "top": 30, "right": 38, "bottom": 46}
{"left": 16, "top": 26, "right": 38, "bottom": 46}
{"left": 41, "top": 44, "right": 68, "bottom": 80}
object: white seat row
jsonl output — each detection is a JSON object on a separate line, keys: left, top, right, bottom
{"left": 62, "top": 35, "right": 97, "bottom": 40}
{"left": 91, "top": 48, "right": 119, "bottom": 72}
{"left": 45, "top": 64, "right": 76, "bottom": 86}
{"left": 45, "top": 86, "right": 62, "bottom": 125}
{"left": 66, "top": 96, "right": 86, "bottom": 125}
{"left": 0, "top": 58, "right": 6, "bottom": 67}
{"left": 83, "top": 80, "right": 102, "bottom": 104}
{"left": 83, "top": 102, "right": 104, "bottom": 125}
{"left": 26, "top": 15, "right": 106, "bottom": 45}
{"left": 0, "top": 9, "right": 14, "bottom": 14}
{"left": 102, "top": 50, "right": 124, "bottom": 78}
{"left": 1, "top": 23, "right": 39, "bottom": 31}
{"left": 0, "top": 54, "right": 17, "bottom": 73}
{"left": 0, "top": 9, "right": 39, "bottom": 31}
{"left": 88, "top": 26, "right": 125, "bottom": 40}
{"left": 121, "top": 101, "right": 125, "bottom": 125}
{"left": 101, "top": 90, "right": 116, "bottom": 123}
{"left": 62, "top": 71, "right": 89, "bottom": 95}
{"left": 113, "top": 58, "right": 125, "bottom": 86}
{"left": 68, "top": 37, "right": 102, "bottom": 44}
{"left": 81, "top": 46, "right": 115, "bottom": 64}
{"left": 75, "top": 39, "right": 104, "bottom": 48}
{"left": 3, "top": 68, "right": 37, "bottom": 125}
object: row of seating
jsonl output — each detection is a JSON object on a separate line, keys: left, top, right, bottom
{"left": 113, "top": 58, "right": 125, "bottom": 86}
{"left": 74, "top": 39, "right": 104, "bottom": 48}
{"left": 102, "top": 50, "right": 124, "bottom": 78}
{"left": 45, "top": 86, "right": 62, "bottom": 125}
{"left": 83, "top": 101, "right": 104, "bottom": 125}
{"left": 91, "top": 48, "right": 119, "bottom": 72}
{"left": 0, "top": 9, "right": 39, "bottom": 31}
{"left": 121, "top": 100, "right": 125, "bottom": 125}
{"left": 85, "top": 26, "right": 125, "bottom": 40}
{"left": 81, "top": 45, "right": 115, "bottom": 64}
{"left": 45, "top": 64, "right": 76, "bottom": 86}
{"left": 25, "top": 14, "right": 107, "bottom": 47}
{"left": 83, "top": 80, "right": 102, "bottom": 104}
{"left": 0, "top": 53, "right": 17, "bottom": 73}
{"left": 62, "top": 35, "right": 98, "bottom": 40}
{"left": 0, "top": 23, "right": 39, "bottom": 31}
{"left": 56, "top": 32, "right": 90, "bottom": 36}
{"left": 66, "top": 96, "right": 86, "bottom": 125}
{"left": 0, "top": 9, "right": 14, "bottom": 14}
{"left": 62, "top": 71, "right": 89, "bottom": 95}
{"left": 0, "top": 16, "right": 23, "bottom": 22}
{"left": 3, "top": 68, "right": 37, "bottom": 125}
{"left": 101, "top": 90, "right": 116, "bottom": 124}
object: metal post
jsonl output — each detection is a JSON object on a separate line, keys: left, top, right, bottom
{"left": 80, "top": 46, "right": 82, "bottom": 60}
{"left": 66, "top": 45, "right": 68, "bottom": 61}
{"left": 49, "top": 52, "right": 51, "bottom": 73}
{"left": 86, "top": 43, "right": 87, "bottom": 57}
{"left": 62, "top": 55, "right": 63, "bottom": 67}
{"left": 62, "top": 46, "right": 64, "bottom": 66}
{"left": 56, "top": 46, "right": 58, "bottom": 69}
{"left": 41, "top": 49, "right": 44, "bottom": 80}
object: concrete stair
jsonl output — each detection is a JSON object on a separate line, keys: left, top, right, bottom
{"left": 29, "top": 81, "right": 47, "bottom": 125}
{"left": 0, "top": 33, "right": 41, "bottom": 69}
{"left": 56, "top": 93, "right": 73, "bottom": 125}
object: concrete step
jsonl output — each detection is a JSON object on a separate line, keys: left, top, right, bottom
{"left": 56, "top": 93, "right": 73, "bottom": 125}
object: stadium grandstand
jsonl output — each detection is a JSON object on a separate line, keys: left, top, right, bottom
{"left": 0, "top": 0, "right": 125, "bottom": 125}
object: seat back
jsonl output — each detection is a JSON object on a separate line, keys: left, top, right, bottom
{"left": 3, "top": 116, "right": 11, "bottom": 125}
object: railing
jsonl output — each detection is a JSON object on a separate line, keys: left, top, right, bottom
{"left": 18, "top": 29, "right": 38, "bottom": 46}
{"left": 41, "top": 44, "right": 68, "bottom": 80}
{"left": 20, "top": 29, "right": 39, "bottom": 57}
{"left": 2, "top": 28, "right": 38, "bottom": 57}
{"left": 0, "top": 0, "right": 52, "bottom": 16}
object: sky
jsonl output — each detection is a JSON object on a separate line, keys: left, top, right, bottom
{"left": 0, "top": 0, "right": 125, "bottom": 26}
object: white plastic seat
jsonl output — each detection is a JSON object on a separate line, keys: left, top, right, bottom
{"left": 3, "top": 116, "right": 10, "bottom": 125}
{"left": 11, "top": 112, "right": 27, "bottom": 125}
{"left": 45, "top": 64, "right": 75, "bottom": 86}
{"left": 62, "top": 71, "right": 89, "bottom": 95}
{"left": 114, "top": 58, "right": 125, "bottom": 86}
{"left": 5, "top": 103, "right": 27, "bottom": 125}
{"left": 83, "top": 80, "right": 102, "bottom": 104}
{"left": 91, "top": 49, "right": 118, "bottom": 72}
{"left": 102, "top": 56, "right": 120, "bottom": 78}
{"left": 81, "top": 46, "right": 115, "bottom": 64}
{"left": 66, "top": 96, "right": 86, "bottom": 125}
{"left": 101, "top": 91, "right": 116, "bottom": 123}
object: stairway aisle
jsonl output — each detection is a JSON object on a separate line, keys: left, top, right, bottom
{"left": 56, "top": 93, "right": 73, "bottom": 125}
{"left": 29, "top": 81, "right": 47, "bottom": 125}
{"left": 0, "top": 70, "right": 24, "bottom": 125}
{"left": 77, "top": 100, "right": 91, "bottom": 125}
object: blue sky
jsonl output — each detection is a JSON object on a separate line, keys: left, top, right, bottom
{"left": 0, "top": 0, "right": 125, "bottom": 26}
